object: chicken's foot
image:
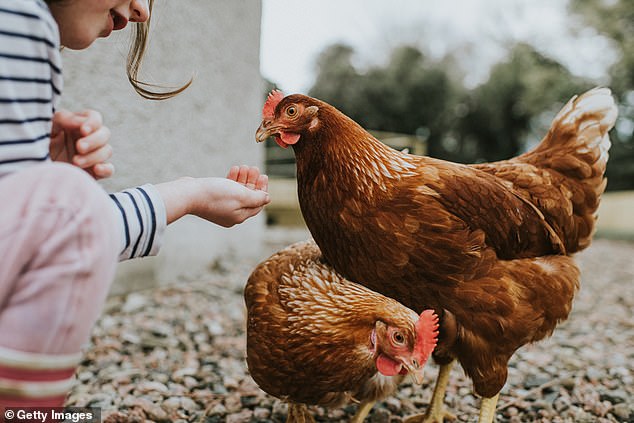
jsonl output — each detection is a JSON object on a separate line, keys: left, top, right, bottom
{"left": 286, "top": 403, "right": 315, "bottom": 423}
{"left": 404, "top": 360, "right": 456, "bottom": 423}
{"left": 349, "top": 400, "right": 375, "bottom": 423}
{"left": 477, "top": 393, "right": 499, "bottom": 423}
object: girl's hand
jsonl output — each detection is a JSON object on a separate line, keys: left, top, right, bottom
{"left": 50, "top": 109, "right": 114, "bottom": 180}
{"left": 156, "top": 166, "right": 270, "bottom": 226}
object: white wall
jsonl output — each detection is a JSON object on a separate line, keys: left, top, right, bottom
{"left": 59, "top": 1, "right": 265, "bottom": 293}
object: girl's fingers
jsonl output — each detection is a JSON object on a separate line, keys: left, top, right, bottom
{"left": 78, "top": 110, "right": 103, "bottom": 136}
{"left": 237, "top": 165, "right": 250, "bottom": 185}
{"left": 246, "top": 166, "right": 260, "bottom": 189}
{"left": 74, "top": 144, "right": 113, "bottom": 168}
{"left": 255, "top": 174, "right": 268, "bottom": 192}
{"left": 91, "top": 162, "right": 115, "bottom": 180}
{"left": 227, "top": 165, "right": 268, "bottom": 191}
{"left": 227, "top": 165, "right": 240, "bottom": 181}
{"left": 77, "top": 126, "right": 111, "bottom": 154}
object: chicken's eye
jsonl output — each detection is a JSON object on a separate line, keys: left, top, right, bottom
{"left": 286, "top": 106, "right": 298, "bottom": 117}
{"left": 392, "top": 331, "right": 405, "bottom": 345}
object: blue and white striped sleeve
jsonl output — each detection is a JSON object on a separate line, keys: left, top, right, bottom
{"left": 0, "top": 0, "right": 62, "bottom": 177}
{"left": 109, "top": 184, "right": 167, "bottom": 261}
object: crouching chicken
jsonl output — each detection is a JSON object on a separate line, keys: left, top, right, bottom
{"left": 255, "top": 88, "right": 618, "bottom": 422}
{"left": 244, "top": 240, "right": 439, "bottom": 422}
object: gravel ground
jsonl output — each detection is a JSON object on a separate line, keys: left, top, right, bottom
{"left": 66, "top": 228, "right": 634, "bottom": 423}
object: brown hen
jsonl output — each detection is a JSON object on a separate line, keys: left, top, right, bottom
{"left": 255, "top": 88, "right": 618, "bottom": 422}
{"left": 245, "top": 240, "right": 439, "bottom": 422}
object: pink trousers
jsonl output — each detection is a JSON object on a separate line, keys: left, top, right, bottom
{"left": 0, "top": 163, "right": 119, "bottom": 406}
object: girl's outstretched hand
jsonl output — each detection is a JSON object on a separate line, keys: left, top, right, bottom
{"left": 156, "top": 166, "right": 270, "bottom": 227}
{"left": 50, "top": 109, "right": 114, "bottom": 179}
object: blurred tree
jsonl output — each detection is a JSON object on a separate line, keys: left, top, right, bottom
{"left": 452, "top": 43, "right": 589, "bottom": 162}
{"left": 308, "top": 44, "right": 364, "bottom": 114}
{"left": 309, "top": 44, "right": 461, "bottom": 158}
{"left": 571, "top": 0, "right": 634, "bottom": 190}
{"left": 571, "top": 0, "right": 633, "bottom": 97}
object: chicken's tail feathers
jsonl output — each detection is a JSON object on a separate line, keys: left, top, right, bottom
{"left": 521, "top": 87, "right": 617, "bottom": 177}
{"left": 509, "top": 87, "right": 618, "bottom": 252}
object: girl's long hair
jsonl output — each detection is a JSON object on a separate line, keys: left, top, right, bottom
{"left": 127, "top": 0, "right": 192, "bottom": 100}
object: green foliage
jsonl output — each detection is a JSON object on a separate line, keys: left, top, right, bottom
{"left": 453, "top": 43, "right": 590, "bottom": 162}
{"left": 571, "top": 0, "right": 634, "bottom": 190}
{"left": 309, "top": 44, "right": 460, "bottom": 157}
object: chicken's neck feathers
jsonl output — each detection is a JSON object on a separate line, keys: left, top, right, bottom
{"left": 296, "top": 119, "right": 419, "bottom": 200}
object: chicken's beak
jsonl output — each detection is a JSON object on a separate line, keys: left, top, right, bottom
{"left": 403, "top": 360, "right": 425, "bottom": 384}
{"left": 255, "top": 122, "right": 278, "bottom": 143}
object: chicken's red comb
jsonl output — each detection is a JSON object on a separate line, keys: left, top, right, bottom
{"left": 262, "top": 89, "right": 284, "bottom": 119}
{"left": 413, "top": 309, "right": 439, "bottom": 359}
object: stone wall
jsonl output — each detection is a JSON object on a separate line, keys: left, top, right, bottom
{"left": 59, "top": 1, "right": 265, "bottom": 294}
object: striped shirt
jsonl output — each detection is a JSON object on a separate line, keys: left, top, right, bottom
{"left": 0, "top": 0, "right": 166, "bottom": 260}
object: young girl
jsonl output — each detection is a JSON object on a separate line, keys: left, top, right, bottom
{"left": 0, "top": 0, "right": 270, "bottom": 407}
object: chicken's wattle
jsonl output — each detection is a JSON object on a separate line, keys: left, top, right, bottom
{"left": 275, "top": 132, "right": 300, "bottom": 149}
{"left": 376, "top": 354, "right": 408, "bottom": 376}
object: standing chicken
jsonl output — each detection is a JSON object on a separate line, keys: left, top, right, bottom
{"left": 245, "top": 240, "right": 439, "bottom": 422}
{"left": 255, "top": 88, "right": 617, "bottom": 422}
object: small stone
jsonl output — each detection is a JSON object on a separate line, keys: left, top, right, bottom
{"left": 149, "top": 322, "right": 174, "bottom": 337}
{"left": 328, "top": 408, "right": 346, "bottom": 419}
{"left": 172, "top": 367, "right": 198, "bottom": 382}
{"left": 385, "top": 397, "right": 401, "bottom": 413}
{"left": 183, "top": 375, "right": 199, "bottom": 388}
{"left": 136, "top": 380, "right": 169, "bottom": 394}
{"left": 271, "top": 401, "right": 288, "bottom": 418}
{"left": 585, "top": 367, "right": 603, "bottom": 381}
{"left": 180, "top": 396, "right": 200, "bottom": 412}
{"left": 543, "top": 391, "right": 559, "bottom": 404}
{"left": 121, "top": 293, "right": 148, "bottom": 313}
{"left": 77, "top": 371, "right": 94, "bottom": 382}
{"left": 553, "top": 395, "right": 571, "bottom": 412}
{"left": 524, "top": 374, "right": 550, "bottom": 389}
{"left": 370, "top": 408, "right": 390, "bottom": 423}
{"left": 120, "top": 331, "right": 141, "bottom": 345}
{"left": 205, "top": 320, "right": 225, "bottom": 336}
{"left": 224, "top": 393, "right": 242, "bottom": 413}
{"left": 162, "top": 396, "right": 181, "bottom": 411}
{"left": 560, "top": 377, "right": 576, "bottom": 390}
{"left": 208, "top": 403, "right": 227, "bottom": 416}
{"left": 86, "top": 393, "right": 114, "bottom": 408}
{"left": 131, "top": 397, "right": 168, "bottom": 421}
{"left": 253, "top": 407, "right": 271, "bottom": 419}
{"left": 167, "top": 382, "right": 188, "bottom": 396}
{"left": 223, "top": 376, "right": 240, "bottom": 390}
{"left": 611, "top": 403, "right": 633, "bottom": 420}
{"left": 226, "top": 409, "right": 253, "bottom": 423}
{"left": 240, "top": 395, "right": 260, "bottom": 408}
{"left": 599, "top": 389, "right": 628, "bottom": 404}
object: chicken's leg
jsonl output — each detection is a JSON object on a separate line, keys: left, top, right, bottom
{"left": 350, "top": 400, "right": 375, "bottom": 423}
{"left": 477, "top": 394, "right": 499, "bottom": 423}
{"left": 286, "top": 403, "right": 315, "bottom": 423}
{"left": 404, "top": 360, "right": 456, "bottom": 423}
